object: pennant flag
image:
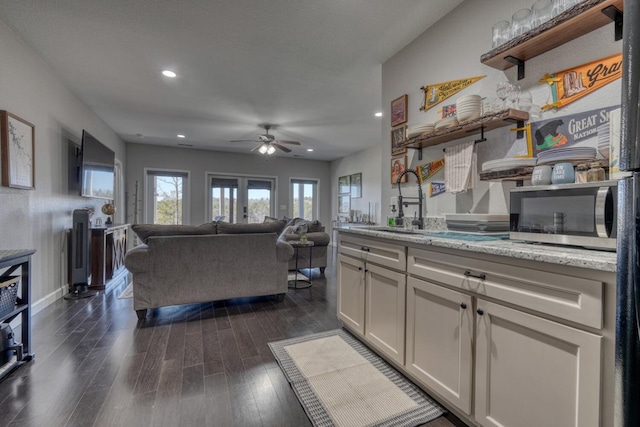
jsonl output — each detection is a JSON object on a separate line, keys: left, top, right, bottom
{"left": 421, "top": 76, "right": 485, "bottom": 111}
{"left": 416, "top": 158, "right": 445, "bottom": 183}
{"left": 540, "top": 53, "right": 622, "bottom": 110}
{"left": 429, "top": 182, "right": 446, "bottom": 197}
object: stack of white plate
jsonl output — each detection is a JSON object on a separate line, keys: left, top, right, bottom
{"left": 481, "top": 157, "right": 537, "bottom": 172}
{"left": 407, "top": 123, "right": 436, "bottom": 138}
{"left": 597, "top": 123, "right": 610, "bottom": 158}
{"left": 434, "top": 116, "right": 459, "bottom": 131}
{"left": 456, "top": 95, "right": 483, "bottom": 123}
{"left": 536, "top": 146, "right": 597, "bottom": 165}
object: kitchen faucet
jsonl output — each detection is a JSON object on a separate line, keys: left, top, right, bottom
{"left": 395, "top": 169, "right": 424, "bottom": 229}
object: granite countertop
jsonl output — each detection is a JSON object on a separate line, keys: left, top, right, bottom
{"left": 336, "top": 226, "right": 617, "bottom": 272}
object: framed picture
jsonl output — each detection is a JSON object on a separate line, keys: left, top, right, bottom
{"left": 391, "top": 94, "right": 408, "bottom": 127}
{"left": 338, "top": 175, "right": 350, "bottom": 194}
{"left": 1, "top": 111, "right": 35, "bottom": 189}
{"left": 338, "top": 194, "right": 351, "bottom": 214}
{"left": 391, "top": 155, "right": 408, "bottom": 184}
{"left": 350, "top": 172, "right": 362, "bottom": 198}
{"left": 391, "top": 125, "right": 407, "bottom": 156}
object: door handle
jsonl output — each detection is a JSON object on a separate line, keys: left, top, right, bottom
{"left": 464, "top": 270, "right": 486, "bottom": 281}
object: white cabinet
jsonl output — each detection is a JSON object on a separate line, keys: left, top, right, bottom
{"left": 365, "top": 263, "right": 406, "bottom": 365}
{"left": 337, "top": 254, "right": 365, "bottom": 335}
{"left": 474, "top": 299, "right": 602, "bottom": 427}
{"left": 405, "top": 277, "right": 473, "bottom": 415}
{"left": 337, "top": 235, "right": 407, "bottom": 365}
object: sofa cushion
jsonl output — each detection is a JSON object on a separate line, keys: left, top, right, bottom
{"left": 131, "top": 223, "right": 217, "bottom": 244}
{"left": 217, "top": 220, "right": 286, "bottom": 234}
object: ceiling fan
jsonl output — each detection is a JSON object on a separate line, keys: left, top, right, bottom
{"left": 230, "top": 124, "right": 301, "bottom": 154}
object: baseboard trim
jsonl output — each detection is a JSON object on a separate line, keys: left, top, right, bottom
{"left": 8, "top": 287, "right": 63, "bottom": 329}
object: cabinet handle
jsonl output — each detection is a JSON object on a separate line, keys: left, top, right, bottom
{"left": 361, "top": 246, "right": 370, "bottom": 252}
{"left": 364, "top": 269, "right": 369, "bottom": 273}
{"left": 460, "top": 303, "right": 467, "bottom": 309}
{"left": 464, "top": 270, "right": 486, "bottom": 281}
{"left": 477, "top": 309, "right": 484, "bottom": 315}
{"left": 358, "top": 267, "right": 363, "bottom": 271}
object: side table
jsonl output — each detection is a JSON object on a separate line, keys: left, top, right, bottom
{"left": 288, "top": 241, "right": 314, "bottom": 289}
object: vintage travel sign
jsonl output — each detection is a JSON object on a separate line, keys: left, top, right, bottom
{"left": 540, "top": 53, "right": 622, "bottom": 110}
{"left": 421, "top": 76, "right": 485, "bottom": 111}
{"left": 530, "top": 105, "right": 619, "bottom": 154}
{"left": 416, "top": 158, "right": 445, "bottom": 182}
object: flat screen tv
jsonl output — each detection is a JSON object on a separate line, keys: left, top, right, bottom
{"left": 80, "top": 130, "right": 115, "bottom": 200}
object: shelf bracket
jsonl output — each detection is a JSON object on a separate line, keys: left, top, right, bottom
{"left": 407, "top": 146, "right": 423, "bottom": 161}
{"left": 474, "top": 126, "right": 487, "bottom": 144}
{"left": 601, "top": 6, "right": 623, "bottom": 42}
{"left": 505, "top": 56, "right": 525, "bottom": 80}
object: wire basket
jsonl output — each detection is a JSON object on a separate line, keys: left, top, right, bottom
{"left": 0, "top": 276, "right": 20, "bottom": 318}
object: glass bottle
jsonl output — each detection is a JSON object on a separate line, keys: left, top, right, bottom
{"left": 575, "top": 164, "right": 589, "bottom": 183}
{"left": 587, "top": 162, "right": 605, "bottom": 182}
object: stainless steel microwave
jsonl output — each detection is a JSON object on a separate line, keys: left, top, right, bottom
{"left": 509, "top": 180, "right": 617, "bottom": 250}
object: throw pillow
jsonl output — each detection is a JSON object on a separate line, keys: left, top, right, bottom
{"left": 263, "top": 216, "right": 280, "bottom": 223}
{"left": 131, "top": 223, "right": 217, "bottom": 244}
{"left": 295, "top": 223, "right": 309, "bottom": 235}
{"left": 278, "top": 225, "right": 298, "bottom": 241}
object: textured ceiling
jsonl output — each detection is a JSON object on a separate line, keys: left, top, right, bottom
{"left": 0, "top": 0, "right": 463, "bottom": 161}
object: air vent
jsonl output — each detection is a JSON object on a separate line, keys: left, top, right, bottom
{"left": 177, "top": 143, "right": 193, "bottom": 147}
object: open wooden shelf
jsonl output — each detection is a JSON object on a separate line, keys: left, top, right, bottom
{"left": 399, "top": 109, "right": 529, "bottom": 151}
{"left": 481, "top": 0, "right": 623, "bottom": 72}
{"left": 479, "top": 159, "right": 609, "bottom": 182}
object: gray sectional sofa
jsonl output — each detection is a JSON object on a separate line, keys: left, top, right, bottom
{"left": 124, "top": 221, "right": 294, "bottom": 319}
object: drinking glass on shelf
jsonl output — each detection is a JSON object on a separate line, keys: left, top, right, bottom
{"left": 511, "top": 8, "right": 532, "bottom": 39}
{"left": 492, "top": 20, "right": 511, "bottom": 48}
{"left": 508, "top": 84, "right": 521, "bottom": 108}
{"left": 517, "top": 90, "right": 533, "bottom": 111}
{"left": 531, "top": 0, "right": 552, "bottom": 27}
{"left": 496, "top": 81, "right": 510, "bottom": 110}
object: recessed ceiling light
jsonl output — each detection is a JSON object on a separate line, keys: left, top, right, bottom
{"left": 374, "top": 112, "right": 383, "bottom": 117}
{"left": 177, "top": 134, "right": 186, "bottom": 138}
{"left": 162, "top": 70, "right": 177, "bottom": 78}
{"left": 307, "top": 148, "right": 314, "bottom": 152}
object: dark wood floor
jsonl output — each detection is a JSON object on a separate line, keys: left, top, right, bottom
{"left": 0, "top": 251, "right": 460, "bottom": 427}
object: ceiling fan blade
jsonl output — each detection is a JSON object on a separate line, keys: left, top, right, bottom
{"left": 273, "top": 143, "right": 292, "bottom": 153}
{"left": 275, "top": 140, "right": 301, "bottom": 145}
{"left": 230, "top": 139, "right": 257, "bottom": 143}
{"left": 250, "top": 143, "right": 263, "bottom": 152}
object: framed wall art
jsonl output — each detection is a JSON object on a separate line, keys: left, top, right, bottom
{"left": 391, "top": 155, "right": 408, "bottom": 184}
{"left": 338, "top": 194, "right": 351, "bottom": 214}
{"left": 391, "top": 94, "right": 408, "bottom": 127}
{"left": 350, "top": 172, "right": 362, "bottom": 198}
{"left": 391, "top": 125, "right": 407, "bottom": 156}
{"left": 1, "top": 111, "right": 35, "bottom": 189}
{"left": 338, "top": 175, "right": 350, "bottom": 194}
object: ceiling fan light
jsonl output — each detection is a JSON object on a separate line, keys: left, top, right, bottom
{"left": 267, "top": 145, "right": 276, "bottom": 155}
{"left": 259, "top": 144, "right": 268, "bottom": 154}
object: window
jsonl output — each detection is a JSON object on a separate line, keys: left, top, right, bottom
{"left": 208, "top": 174, "right": 276, "bottom": 223}
{"left": 145, "top": 169, "right": 190, "bottom": 224}
{"left": 291, "top": 178, "right": 318, "bottom": 220}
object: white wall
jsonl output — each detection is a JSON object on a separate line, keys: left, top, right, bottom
{"left": 0, "top": 20, "right": 127, "bottom": 307}
{"left": 380, "top": 0, "right": 622, "bottom": 218}
{"left": 126, "top": 143, "right": 332, "bottom": 227}
{"left": 330, "top": 144, "right": 382, "bottom": 223}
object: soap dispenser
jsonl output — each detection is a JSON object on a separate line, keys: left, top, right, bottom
{"left": 388, "top": 204, "right": 397, "bottom": 227}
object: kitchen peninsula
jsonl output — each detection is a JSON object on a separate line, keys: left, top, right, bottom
{"left": 336, "top": 225, "right": 616, "bottom": 427}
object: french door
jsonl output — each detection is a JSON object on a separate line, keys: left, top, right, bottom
{"left": 208, "top": 174, "right": 276, "bottom": 223}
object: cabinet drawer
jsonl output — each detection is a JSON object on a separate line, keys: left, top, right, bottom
{"left": 339, "top": 235, "right": 406, "bottom": 271}
{"left": 408, "top": 247, "right": 603, "bottom": 329}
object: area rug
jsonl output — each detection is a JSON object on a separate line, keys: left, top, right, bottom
{"left": 268, "top": 329, "right": 445, "bottom": 427}
{"left": 117, "top": 282, "right": 133, "bottom": 299}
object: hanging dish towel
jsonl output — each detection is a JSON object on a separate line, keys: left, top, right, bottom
{"left": 444, "top": 141, "right": 477, "bottom": 193}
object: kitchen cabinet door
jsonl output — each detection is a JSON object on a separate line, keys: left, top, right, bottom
{"left": 405, "top": 277, "right": 473, "bottom": 415}
{"left": 364, "top": 263, "right": 406, "bottom": 365}
{"left": 337, "top": 254, "right": 365, "bottom": 336}
{"left": 474, "top": 299, "right": 602, "bottom": 427}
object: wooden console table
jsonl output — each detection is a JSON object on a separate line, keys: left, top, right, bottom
{"left": 90, "top": 224, "right": 129, "bottom": 291}
{"left": 0, "top": 249, "right": 36, "bottom": 380}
